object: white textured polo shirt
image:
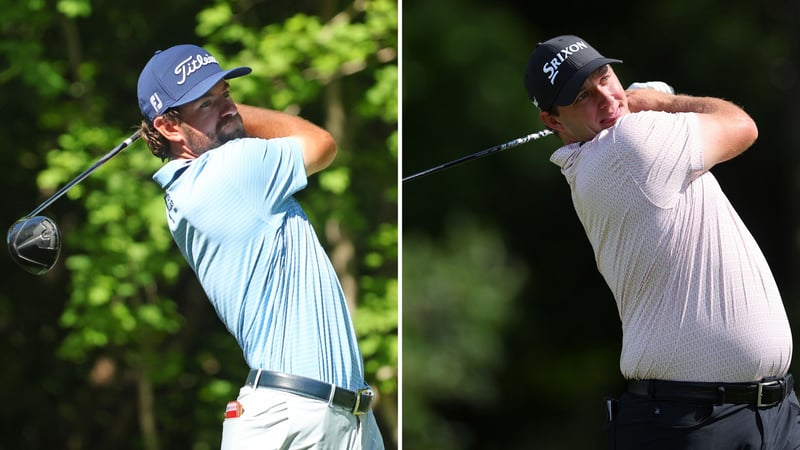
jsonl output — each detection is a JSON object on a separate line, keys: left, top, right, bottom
{"left": 153, "top": 137, "right": 366, "bottom": 390}
{"left": 551, "top": 111, "right": 792, "bottom": 382}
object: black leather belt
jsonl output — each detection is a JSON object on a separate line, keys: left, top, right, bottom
{"left": 245, "top": 369, "right": 374, "bottom": 415}
{"left": 628, "top": 374, "right": 794, "bottom": 408}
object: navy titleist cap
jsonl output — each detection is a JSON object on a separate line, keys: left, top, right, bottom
{"left": 137, "top": 44, "right": 252, "bottom": 123}
{"left": 524, "top": 35, "right": 622, "bottom": 111}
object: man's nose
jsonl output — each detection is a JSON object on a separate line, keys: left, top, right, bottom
{"left": 220, "top": 96, "right": 238, "bottom": 117}
{"left": 598, "top": 87, "right": 616, "bottom": 111}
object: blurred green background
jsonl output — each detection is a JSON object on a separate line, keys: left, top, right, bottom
{"left": 0, "top": 0, "right": 397, "bottom": 449}
{"left": 402, "top": 0, "right": 800, "bottom": 449}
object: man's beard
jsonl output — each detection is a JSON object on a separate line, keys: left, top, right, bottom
{"left": 182, "top": 115, "right": 246, "bottom": 155}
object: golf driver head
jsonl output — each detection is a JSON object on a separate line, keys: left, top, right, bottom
{"left": 7, "top": 216, "right": 61, "bottom": 275}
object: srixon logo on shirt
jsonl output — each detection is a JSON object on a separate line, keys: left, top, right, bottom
{"left": 543, "top": 40, "right": 589, "bottom": 85}
{"left": 174, "top": 54, "right": 219, "bottom": 85}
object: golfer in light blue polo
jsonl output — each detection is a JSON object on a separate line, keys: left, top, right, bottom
{"left": 136, "top": 44, "right": 384, "bottom": 449}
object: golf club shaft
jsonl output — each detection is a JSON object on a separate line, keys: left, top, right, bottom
{"left": 26, "top": 130, "right": 141, "bottom": 218}
{"left": 402, "top": 129, "right": 554, "bottom": 182}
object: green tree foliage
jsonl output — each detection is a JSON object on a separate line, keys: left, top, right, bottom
{"left": 403, "top": 217, "right": 525, "bottom": 449}
{"left": 0, "top": 0, "right": 396, "bottom": 449}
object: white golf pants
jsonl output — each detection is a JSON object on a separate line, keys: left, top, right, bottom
{"left": 221, "top": 385, "right": 384, "bottom": 449}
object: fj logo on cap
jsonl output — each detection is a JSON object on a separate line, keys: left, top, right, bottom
{"left": 174, "top": 54, "right": 220, "bottom": 86}
{"left": 542, "top": 40, "right": 589, "bottom": 85}
{"left": 150, "top": 92, "right": 163, "bottom": 113}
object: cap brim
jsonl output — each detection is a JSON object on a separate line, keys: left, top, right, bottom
{"left": 171, "top": 66, "right": 252, "bottom": 109}
{"left": 554, "top": 58, "right": 622, "bottom": 107}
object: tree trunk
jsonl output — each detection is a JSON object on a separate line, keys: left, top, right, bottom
{"left": 137, "top": 367, "right": 160, "bottom": 450}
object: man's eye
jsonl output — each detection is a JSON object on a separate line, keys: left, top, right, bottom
{"left": 200, "top": 100, "right": 211, "bottom": 108}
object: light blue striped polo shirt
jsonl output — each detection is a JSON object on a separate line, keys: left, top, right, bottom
{"left": 153, "top": 137, "right": 366, "bottom": 390}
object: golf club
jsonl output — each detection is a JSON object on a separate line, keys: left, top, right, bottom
{"left": 7, "top": 130, "right": 141, "bottom": 275}
{"left": 402, "top": 129, "right": 554, "bottom": 183}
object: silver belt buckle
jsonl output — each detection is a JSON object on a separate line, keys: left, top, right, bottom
{"left": 352, "top": 388, "right": 374, "bottom": 415}
{"left": 757, "top": 380, "right": 781, "bottom": 407}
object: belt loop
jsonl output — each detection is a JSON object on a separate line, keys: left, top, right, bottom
{"left": 326, "top": 384, "right": 336, "bottom": 406}
{"left": 252, "top": 369, "right": 262, "bottom": 388}
{"left": 716, "top": 386, "right": 726, "bottom": 405}
{"left": 647, "top": 380, "right": 656, "bottom": 399}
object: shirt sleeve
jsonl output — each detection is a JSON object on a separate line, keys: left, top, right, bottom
{"left": 218, "top": 137, "right": 308, "bottom": 213}
{"left": 613, "top": 111, "right": 704, "bottom": 209}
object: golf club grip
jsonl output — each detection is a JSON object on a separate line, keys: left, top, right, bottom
{"left": 27, "top": 130, "right": 142, "bottom": 218}
{"left": 402, "top": 129, "right": 553, "bottom": 183}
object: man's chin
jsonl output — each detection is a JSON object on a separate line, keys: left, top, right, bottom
{"left": 218, "top": 125, "right": 246, "bottom": 144}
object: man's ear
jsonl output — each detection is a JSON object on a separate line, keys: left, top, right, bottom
{"left": 153, "top": 115, "right": 184, "bottom": 144}
{"left": 539, "top": 111, "right": 564, "bottom": 132}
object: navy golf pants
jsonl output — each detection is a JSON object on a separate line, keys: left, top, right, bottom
{"left": 606, "top": 391, "right": 800, "bottom": 449}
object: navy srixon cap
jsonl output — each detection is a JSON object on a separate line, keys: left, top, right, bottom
{"left": 524, "top": 35, "right": 622, "bottom": 111}
{"left": 137, "top": 44, "right": 252, "bottom": 123}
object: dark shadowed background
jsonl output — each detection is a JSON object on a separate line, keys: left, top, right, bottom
{"left": 402, "top": 1, "right": 800, "bottom": 449}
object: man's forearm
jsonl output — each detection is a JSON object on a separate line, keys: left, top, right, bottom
{"left": 627, "top": 89, "right": 744, "bottom": 116}
{"left": 237, "top": 104, "right": 324, "bottom": 139}
{"left": 236, "top": 103, "right": 337, "bottom": 175}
